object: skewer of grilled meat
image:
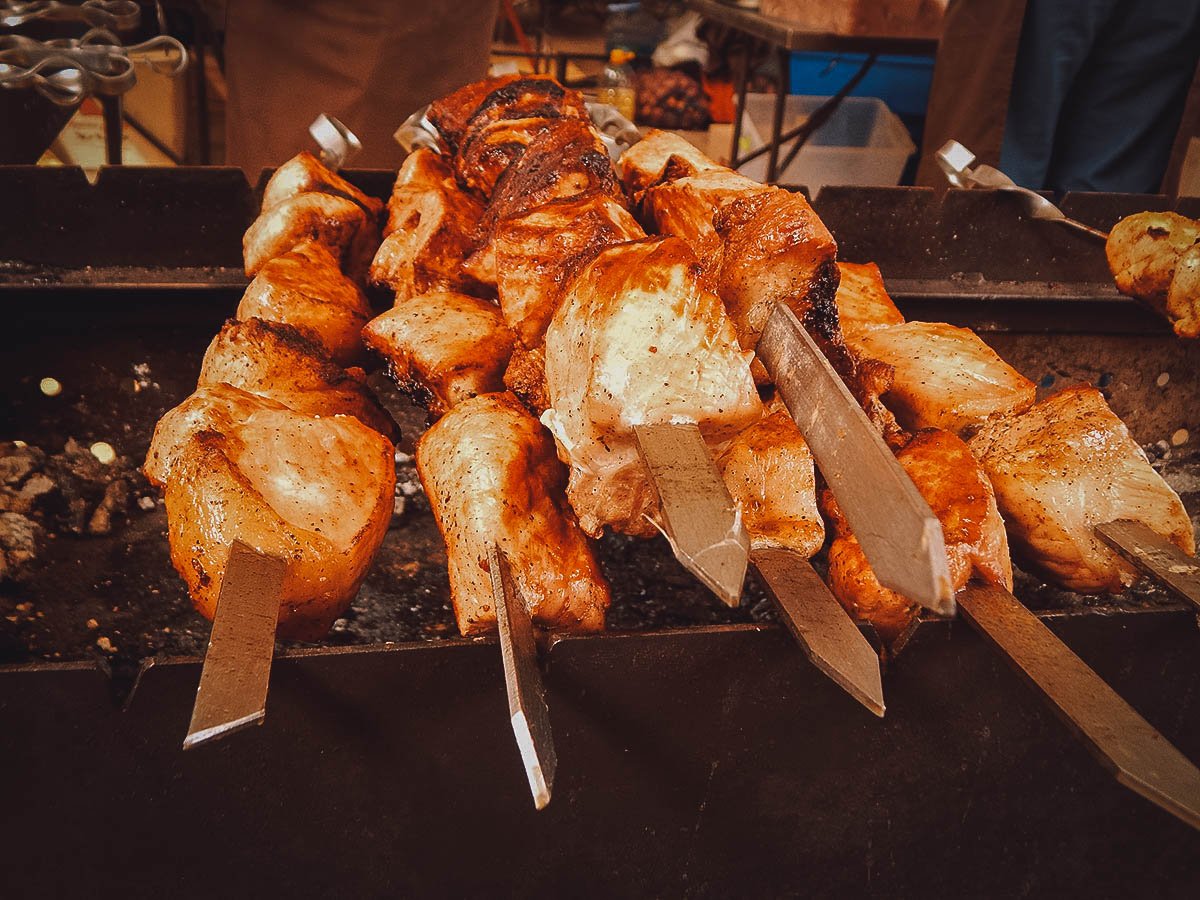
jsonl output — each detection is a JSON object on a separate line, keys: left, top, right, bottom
{"left": 1106, "top": 211, "right": 1200, "bottom": 339}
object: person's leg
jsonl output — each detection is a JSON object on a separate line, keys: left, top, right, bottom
{"left": 1043, "top": 0, "right": 1200, "bottom": 192}
{"left": 999, "top": 0, "right": 1120, "bottom": 189}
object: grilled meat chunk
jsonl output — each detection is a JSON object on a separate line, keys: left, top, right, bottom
{"left": 833, "top": 262, "right": 905, "bottom": 339}
{"left": 198, "top": 317, "right": 396, "bottom": 439}
{"left": 370, "top": 148, "right": 487, "bottom": 299}
{"left": 718, "top": 409, "right": 824, "bottom": 557}
{"left": 416, "top": 392, "right": 610, "bottom": 635}
{"left": 541, "top": 236, "right": 762, "bottom": 537}
{"left": 362, "top": 291, "right": 515, "bottom": 416}
{"left": 243, "top": 191, "right": 375, "bottom": 278}
{"left": 471, "top": 191, "right": 644, "bottom": 347}
{"left": 1107, "top": 210, "right": 1200, "bottom": 337}
{"left": 969, "top": 386, "right": 1195, "bottom": 593}
{"left": 260, "top": 150, "right": 383, "bottom": 221}
{"left": 144, "top": 384, "right": 395, "bottom": 641}
{"left": 825, "top": 430, "right": 1012, "bottom": 645}
{"left": 237, "top": 241, "right": 372, "bottom": 366}
{"left": 852, "top": 321, "right": 1036, "bottom": 436}
{"left": 618, "top": 128, "right": 725, "bottom": 197}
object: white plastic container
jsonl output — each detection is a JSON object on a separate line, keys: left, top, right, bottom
{"left": 737, "top": 93, "right": 915, "bottom": 193}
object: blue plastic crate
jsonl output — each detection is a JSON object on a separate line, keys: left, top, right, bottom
{"left": 789, "top": 52, "right": 934, "bottom": 118}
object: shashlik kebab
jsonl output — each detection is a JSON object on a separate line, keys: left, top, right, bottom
{"left": 144, "top": 150, "right": 396, "bottom": 744}
{"left": 1106, "top": 210, "right": 1200, "bottom": 340}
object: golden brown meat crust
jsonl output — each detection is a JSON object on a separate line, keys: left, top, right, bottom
{"left": 238, "top": 241, "right": 372, "bottom": 366}
{"left": 361, "top": 291, "right": 515, "bottom": 416}
{"left": 416, "top": 392, "right": 610, "bottom": 636}
{"left": 618, "top": 128, "right": 726, "bottom": 198}
{"left": 1106, "top": 211, "right": 1200, "bottom": 339}
{"left": 198, "top": 317, "right": 397, "bottom": 439}
{"left": 833, "top": 262, "right": 905, "bottom": 339}
{"left": 825, "top": 429, "right": 1012, "bottom": 645}
{"left": 243, "top": 192, "right": 375, "bottom": 278}
{"left": 144, "top": 384, "right": 395, "bottom": 641}
{"left": 260, "top": 150, "right": 384, "bottom": 221}
{"left": 970, "top": 386, "right": 1195, "bottom": 593}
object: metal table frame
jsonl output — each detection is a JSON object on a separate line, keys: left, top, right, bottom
{"left": 688, "top": 0, "right": 937, "bottom": 182}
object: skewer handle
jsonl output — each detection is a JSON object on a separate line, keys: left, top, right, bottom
{"left": 1095, "top": 520, "right": 1200, "bottom": 612}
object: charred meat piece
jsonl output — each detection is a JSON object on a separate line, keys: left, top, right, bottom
{"left": 471, "top": 190, "right": 644, "bottom": 347}
{"left": 504, "top": 344, "right": 551, "bottom": 416}
{"left": 260, "top": 150, "right": 383, "bottom": 222}
{"left": 243, "top": 192, "right": 375, "bottom": 278}
{"left": 833, "top": 262, "right": 905, "bottom": 340}
{"left": 198, "top": 317, "right": 397, "bottom": 439}
{"left": 718, "top": 408, "right": 824, "bottom": 557}
{"left": 969, "top": 386, "right": 1195, "bottom": 593}
{"left": 416, "top": 392, "right": 610, "bottom": 636}
{"left": 825, "top": 430, "right": 1013, "bottom": 646}
{"left": 238, "top": 240, "right": 373, "bottom": 366}
{"left": 427, "top": 74, "right": 523, "bottom": 154}
{"left": 144, "top": 384, "right": 395, "bottom": 641}
{"left": 362, "top": 291, "right": 515, "bottom": 416}
{"left": 1106, "top": 211, "right": 1200, "bottom": 339}
{"left": 541, "top": 236, "right": 762, "bottom": 537}
{"left": 370, "top": 149, "right": 487, "bottom": 300}
{"left": 618, "top": 128, "right": 725, "bottom": 197}
{"left": 430, "top": 74, "right": 587, "bottom": 156}
{"left": 852, "top": 321, "right": 1036, "bottom": 437}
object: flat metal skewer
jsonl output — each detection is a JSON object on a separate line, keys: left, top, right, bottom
{"left": 183, "top": 540, "right": 287, "bottom": 750}
{"left": 752, "top": 547, "right": 885, "bottom": 717}
{"left": 1095, "top": 520, "right": 1200, "bottom": 612}
{"left": 757, "top": 303, "right": 955, "bottom": 614}
{"left": 958, "top": 582, "right": 1200, "bottom": 831}
{"left": 634, "top": 422, "right": 750, "bottom": 607}
{"left": 486, "top": 543, "right": 556, "bottom": 811}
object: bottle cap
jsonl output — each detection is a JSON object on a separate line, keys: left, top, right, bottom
{"left": 609, "top": 48, "right": 635, "bottom": 66}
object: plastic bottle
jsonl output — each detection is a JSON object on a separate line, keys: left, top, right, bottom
{"left": 598, "top": 48, "right": 637, "bottom": 122}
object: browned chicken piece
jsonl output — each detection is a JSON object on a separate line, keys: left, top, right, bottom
{"left": 427, "top": 74, "right": 523, "bottom": 153}
{"left": 416, "top": 392, "right": 610, "bottom": 636}
{"left": 851, "top": 321, "right": 1036, "bottom": 437}
{"left": 430, "top": 74, "right": 587, "bottom": 155}
{"left": 361, "top": 291, "right": 515, "bottom": 416}
{"left": 825, "top": 429, "right": 1013, "bottom": 646}
{"left": 453, "top": 77, "right": 591, "bottom": 199}
{"left": 969, "top": 386, "right": 1195, "bottom": 593}
{"left": 479, "top": 118, "right": 623, "bottom": 236}
{"left": 541, "top": 236, "right": 763, "bottom": 537}
{"left": 369, "top": 149, "right": 487, "bottom": 300}
{"left": 641, "top": 168, "right": 766, "bottom": 286}
{"left": 834, "top": 262, "right": 905, "bottom": 339}
{"left": 237, "top": 240, "right": 373, "bottom": 366}
{"left": 718, "top": 408, "right": 824, "bottom": 557}
{"left": 260, "top": 150, "right": 384, "bottom": 221}
{"left": 198, "top": 317, "right": 397, "bottom": 439}
{"left": 1106, "top": 211, "right": 1200, "bottom": 339}
{"left": 469, "top": 191, "right": 644, "bottom": 347}
{"left": 143, "top": 384, "right": 395, "bottom": 641}
{"left": 504, "top": 344, "right": 551, "bottom": 416}
{"left": 618, "top": 127, "right": 726, "bottom": 197}
{"left": 243, "top": 191, "right": 374, "bottom": 278}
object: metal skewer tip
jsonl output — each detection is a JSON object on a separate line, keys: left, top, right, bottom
{"left": 959, "top": 583, "right": 1200, "bottom": 832}
{"left": 1095, "top": 520, "right": 1200, "bottom": 612}
{"left": 634, "top": 422, "right": 750, "bottom": 607}
{"left": 487, "top": 544, "right": 557, "bottom": 810}
{"left": 752, "top": 548, "right": 884, "bottom": 717}
{"left": 183, "top": 540, "right": 286, "bottom": 750}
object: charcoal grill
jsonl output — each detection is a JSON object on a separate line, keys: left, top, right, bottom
{"left": 2, "top": 168, "right": 1199, "bottom": 897}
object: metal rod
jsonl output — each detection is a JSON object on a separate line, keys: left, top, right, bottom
{"left": 765, "top": 45, "right": 788, "bottom": 183}
{"left": 1095, "top": 520, "right": 1200, "bottom": 612}
{"left": 958, "top": 583, "right": 1200, "bottom": 832}
{"left": 729, "top": 41, "right": 749, "bottom": 168}
{"left": 100, "top": 93, "right": 121, "bottom": 165}
{"left": 777, "top": 51, "right": 878, "bottom": 177}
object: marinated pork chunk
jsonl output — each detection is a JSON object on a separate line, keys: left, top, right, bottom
{"left": 833, "top": 262, "right": 905, "bottom": 339}
{"left": 826, "top": 430, "right": 1013, "bottom": 645}
{"left": 369, "top": 149, "right": 487, "bottom": 300}
{"left": 718, "top": 409, "right": 824, "bottom": 557}
{"left": 618, "top": 128, "right": 725, "bottom": 197}
{"left": 144, "top": 384, "right": 395, "bottom": 640}
{"left": 362, "top": 291, "right": 515, "bottom": 416}
{"left": 541, "top": 236, "right": 763, "bottom": 537}
{"left": 198, "top": 317, "right": 396, "bottom": 438}
{"left": 1106, "top": 211, "right": 1200, "bottom": 339}
{"left": 243, "top": 191, "right": 374, "bottom": 277}
{"left": 237, "top": 241, "right": 373, "bottom": 366}
{"left": 969, "top": 386, "right": 1195, "bottom": 593}
{"left": 503, "top": 344, "right": 551, "bottom": 415}
{"left": 417, "top": 392, "right": 610, "bottom": 635}
{"left": 426, "top": 74, "right": 524, "bottom": 154}
{"left": 473, "top": 191, "right": 644, "bottom": 347}
{"left": 260, "top": 150, "right": 384, "bottom": 221}
{"left": 852, "top": 321, "right": 1036, "bottom": 436}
